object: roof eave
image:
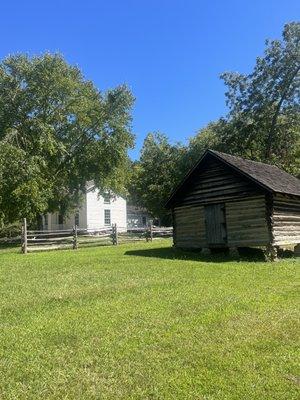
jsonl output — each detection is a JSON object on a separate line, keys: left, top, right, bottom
{"left": 165, "top": 149, "right": 211, "bottom": 209}
{"left": 209, "top": 150, "right": 274, "bottom": 195}
{"left": 165, "top": 149, "right": 276, "bottom": 209}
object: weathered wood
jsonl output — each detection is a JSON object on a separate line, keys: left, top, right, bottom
{"left": 174, "top": 192, "right": 271, "bottom": 249}
{"left": 149, "top": 225, "right": 153, "bottom": 241}
{"left": 229, "top": 239, "right": 270, "bottom": 246}
{"left": 272, "top": 194, "right": 300, "bottom": 245}
{"left": 115, "top": 224, "right": 118, "bottom": 245}
{"left": 22, "top": 218, "right": 27, "bottom": 254}
{"left": 27, "top": 231, "right": 73, "bottom": 239}
{"left": 27, "top": 236, "right": 73, "bottom": 242}
{"left": 274, "top": 237, "right": 300, "bottom": 245}
{"left": 23, "top": 225, "right": 172, "bottom": 253}
{"left": 78, "top": 239, "right": 112, "bottom": 246}
{"left": 77, "top": 233, "right": 112, "bottom": 239}
{"left": 272, "top": 215, "right": 300, "bottom": 222}
{"left": 73, "top": 225, "right": 78, "bottom": 249}
{"left": 27, "top": 240, "right": 73, "bottom": 246}
{"left": 27, "top": 229, "right": 73, "bottom": 234}
{"left": 226, "top": 196, "right": 269, "bottom": 247}
{"left": 170, "top": 153, "right": 299, "bottom": 255}
{"left": 174, "top": 204, "right": 206, "bottom": 248}
{"left": 204, "top": 203, "right": 227, "bottom": 245}
{"left": 111, "top": 224, "right": 118, "bottom": 245}
{"left": 273, "top": 226, "right": 300, "bottom": 232}
{"left": 175, "top": 158, "right": 261, "bottom": 208}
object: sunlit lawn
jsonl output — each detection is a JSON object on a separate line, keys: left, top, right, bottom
{"left": 0, "top": 240, "right": 299, "bottom": 399}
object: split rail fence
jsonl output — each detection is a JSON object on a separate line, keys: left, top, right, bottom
{"left": 21, "top": 218, "right": 173, "bottom": 253}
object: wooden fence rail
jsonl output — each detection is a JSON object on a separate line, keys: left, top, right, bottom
{"left": 20, "top": 218, "right": 173, "bottom": 253}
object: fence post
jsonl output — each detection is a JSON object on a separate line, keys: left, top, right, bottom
{"left": 149, "top": 224, "right": 153, "bottom": 242}
{"left": 22, "top": 218, "right": 27, "bottom": 254}
{"left": 73, "top": 225, "right": 78, "bottom": 250}
{"left": 115, "top": 223, "right": 118, "bottom": 245}
{"left": 112, "top": 223, "right": 118, "bottom": 245}
{"left": 112, "top": 224, "right": 115, "bottom": 244}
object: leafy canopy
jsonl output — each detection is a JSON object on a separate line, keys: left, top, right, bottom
{"left": 130, "top": 22, "right": 300, "bottom": 220}
{"left": 0, "top": 53, "right": 134, "bottom": 224}
{"left": 187, "top": 22, "right": 300, "bottom": 175}
{"left": 219, "top": 22, "right": 300, "bottom": 173}
{"left": 128, "top": 133, "right": 186, "bottom": 223}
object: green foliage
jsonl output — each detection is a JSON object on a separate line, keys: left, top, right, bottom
{"left": 188, "top": 23, "right": 300, "bottom": 174}
{"left": 0, "top": 241, "right": 299, "bottom": 399}
{"left": 0, "top": 221, "right": 22, "bottom": 238}
{"left": 130, "top": 23, "right": 300, "bottom": 219}
{"left": 184, "top": 120, "right": 225, "bottom": 168}
{"left": 128, "top": 133, "right": 186, "bottom": 223}
{"left": 219, "top": 22, "right": 300, "bottom": 173}
{"left": 0, "top": 142, "right": 51, "bottom": 224}
{"left": 0, "top": 53, "right": 134, "bottom": 224}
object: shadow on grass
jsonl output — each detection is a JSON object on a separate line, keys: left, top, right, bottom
{"left": 125, "top": 246, "right": 297, "bottom": 263}
{"left": 125, "top": 246, "right": 269, "bottom": 263}
{"left": 0, "top": 242, "right": 20, "bottom": 251}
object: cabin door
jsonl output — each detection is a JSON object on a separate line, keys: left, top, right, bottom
{"left": 204, "top": 203, "right": 227, "bottom": 246}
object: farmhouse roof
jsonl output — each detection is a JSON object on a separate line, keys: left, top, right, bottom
{"left": 127, "top": 204, "right": 150, "bottom": 213}
{"left": 166, "top": 149, "right": 300, "bottom": 208}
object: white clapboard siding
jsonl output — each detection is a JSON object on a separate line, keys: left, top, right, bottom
{"left": 86, "top": 189, "right": 127, "bottom": 230}
{"left": 44, "top": 187, "right": 127, "bottom": 231}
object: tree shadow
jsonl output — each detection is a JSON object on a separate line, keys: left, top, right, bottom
{"left": 0, "top": 242, "right": 20, "bottom": 251}
{"left": 125, "top": 246, "right": 267, "bottom": 263}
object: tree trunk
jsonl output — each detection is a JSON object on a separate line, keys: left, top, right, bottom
{"left": 265, "top": 64, "right": 300, "bottom": 159}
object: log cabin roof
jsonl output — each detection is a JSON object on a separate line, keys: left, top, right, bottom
{"left": 166, "top": 149, "right": 300, "bottom": 208}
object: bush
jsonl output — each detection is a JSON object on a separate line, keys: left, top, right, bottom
{"left": 0, "top": 223, "right": 22, "bottom": 239}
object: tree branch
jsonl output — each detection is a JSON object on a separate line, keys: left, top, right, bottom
{"left": 265, "top": 63, "right": 300, "bottom": 158}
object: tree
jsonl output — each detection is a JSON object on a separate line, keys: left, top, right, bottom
{"left": 128, "top": 133, "right": 186, "bottom": 224}
{"left": 185, "top": 120, "right": 225, "bottom": 168}
{"left": 131, "top": 22, "right": 300, "bottom": 220}
{"left": 220, "top": 22, "right": 300, "bottom": 174}
{"left": 0, "top": 53, "right": 134, "bottom": 225}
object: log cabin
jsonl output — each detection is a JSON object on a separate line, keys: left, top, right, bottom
{"left": 165, "top": 150, "right": 300, "bottom": 260}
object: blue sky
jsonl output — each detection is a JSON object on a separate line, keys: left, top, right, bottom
{"left": 0, "top": 1, "right": 299, "bottom": 158}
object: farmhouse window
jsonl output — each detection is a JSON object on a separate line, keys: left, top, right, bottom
{"left": 104, "top": 209, "right": 111, "bottom": 226}
{"left": 104, "top": 193, "right": 111, "bottom": 204}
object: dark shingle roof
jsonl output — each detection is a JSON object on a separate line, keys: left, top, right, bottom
{"left": 166, "top": 149, "right": 300, "bottom": 208}
{"left": 211, "top": 150, "right": 300, "bottom": 196}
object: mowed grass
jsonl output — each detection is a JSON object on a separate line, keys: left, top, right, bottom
{"left": 0, "top": 240, "right": 299, "bottom": 400}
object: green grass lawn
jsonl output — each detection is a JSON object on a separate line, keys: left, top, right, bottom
{"left": 0, "top": 240, "right": 299, "bottom": 399}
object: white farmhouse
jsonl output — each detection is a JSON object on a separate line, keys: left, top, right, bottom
{"left": 43, "top": 183, "right": 127, "bottom": 231}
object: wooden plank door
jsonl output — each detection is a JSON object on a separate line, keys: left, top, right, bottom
{"left": 204, "top": 203, "right": 227, "bottom": 246}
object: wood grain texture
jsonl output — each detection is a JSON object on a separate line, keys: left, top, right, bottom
{"left": 174, "top": 205, "right": 206, "bottom": 248}
{"left": 272, "top": 194, "right": 300, "bottom": 245}
{"left": 173, "top": 158, "right": 263, "bottom": 207}
{"left": 226, "top": 196, "right": 269, "bottom": 246}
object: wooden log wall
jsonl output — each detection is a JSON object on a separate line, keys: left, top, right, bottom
{"left": 174, "top": 195, "right": 269, "bottom": 249}
{"left": 173, "top": 205, "right": 206, "bottom": 248}
{"left": 272, "top": 194, "right": 300, "bottom": 246}
{"left": 175, "top": 158, "right": 260, "bottom": 207}
{"left": 226, "top": 195, "right": 269, "bottom": 246}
